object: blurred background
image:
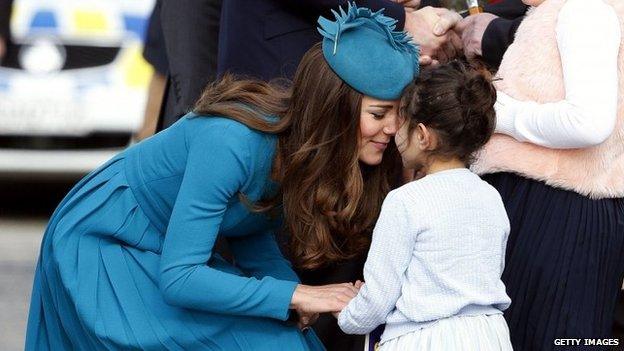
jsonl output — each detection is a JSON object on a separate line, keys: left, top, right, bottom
{"left": 0, "top": 0, "right": 154, "bottom": 349}
{"left": 0, "top": 0, "right": 478, "bottom": 350}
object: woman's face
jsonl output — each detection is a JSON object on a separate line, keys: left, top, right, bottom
{"left": 358, "top": 95, "right": 401, "bottom": 166}
{"left": 522, "top": 0, "right": 545, "bottom": 6}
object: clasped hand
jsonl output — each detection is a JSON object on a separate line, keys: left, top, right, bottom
{"left": 455, "top": 13, "right": 499, "bottom": 59}
{"left": 402, "top": 5, "right": 463, "bottom": 65}
{"left": 397, "top": 2, "right": 499, "bottom": 65}
{"left": 290, "top": 280, "right": 364, "bottom": 330}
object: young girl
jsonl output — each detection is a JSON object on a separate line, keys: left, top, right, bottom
{"left": 337, "top": 61, "right": 513, "bottom": 350}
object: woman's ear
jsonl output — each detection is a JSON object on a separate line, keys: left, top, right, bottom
{"left": 416, "top": 123, "right": 438, "bottom": 151}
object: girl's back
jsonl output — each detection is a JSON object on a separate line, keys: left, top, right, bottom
{"left": 371, "top": 168, "right": 511, "bottom": 342}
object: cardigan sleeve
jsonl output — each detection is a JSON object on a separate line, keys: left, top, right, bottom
{"left": 338, "top": 191, "right": 417, "bottom": 334}
{"left": 494, "top": 0, "right": 621, "bottom": 149}
{"left": 158, "top": 120, "right": 297, "bottom": 320}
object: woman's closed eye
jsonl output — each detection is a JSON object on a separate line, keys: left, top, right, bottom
{"left": 368, "top": 107, "right": 391, "bottom": 120}
{"left": 367, "top": 103, "right": 395, "bottom": 120}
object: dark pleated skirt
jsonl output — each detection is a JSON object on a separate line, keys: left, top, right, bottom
{"left": 482, "top": 172, "right": 624, "bottom": 351}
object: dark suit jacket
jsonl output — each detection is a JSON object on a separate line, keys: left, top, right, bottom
{"left": 143, "top": 0, "right": 169, "bottom": 76}
{"left": 482, "top": 0, "right": 528, "bottom": 68}
{"left": 215, "top": 0, "right": 437, "bottom": 81}
{"left": 158, "top": 0, "right": 222, "bottom": 129}
{"left": 0, "top": 0, "right": 12, "bottom": 43}
{"left": 157, "top": 0, "right": 440, "bottom": 131}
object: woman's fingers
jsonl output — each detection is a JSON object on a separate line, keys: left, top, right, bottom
{"left": 341, "top": 283, "right": 359, "bottom": 295}
{"left": 317, "top": 283, "right": 359, "bottom": 295}
{"left": 296, "top": 311, "right": 319, "bottom": 330}
{"left": 330, "top": 296, "right": 350, "bottom": 310}
{"left": 291, "top": 282, "right": 363, "bottom": 315}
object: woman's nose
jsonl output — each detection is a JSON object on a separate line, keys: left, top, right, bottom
{"left": 383, "top": 115, "right": 400, "bottom": 135}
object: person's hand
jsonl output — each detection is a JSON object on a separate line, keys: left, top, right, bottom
{"left": 393, "top": 0, "right": 421, "bottom": 12}
{"left": 0, "top": 36, "right": 6, "bottom": 60}
{"left": 296, "top": 311, "right": 319, "bottom": 330}
{"left": 455, "top": 13, "right": 498, "bottom": 59}
{"left": 290, "top": 283, "right": 359, "bottom": 316}
{"left": 431, "top": 8, "right": 463, "bottom": 64}
{"left": 330, "top": 280, "right": 364, "bottom": 319}
{"left": 404, "top": 7, "right": 463, "bottom": 65}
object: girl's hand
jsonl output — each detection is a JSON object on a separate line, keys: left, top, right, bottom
{"left": 290, "top": 283, "right": 359, "bottom": 315}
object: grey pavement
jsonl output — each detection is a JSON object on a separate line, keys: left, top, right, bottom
{"left": 0, "top": 218, "right": 45, "bottom": 351}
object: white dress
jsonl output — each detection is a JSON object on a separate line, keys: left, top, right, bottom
{"left": 378, "top": 314, "right": 512, "bottom": 351}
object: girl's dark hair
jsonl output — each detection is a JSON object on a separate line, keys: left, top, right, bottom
{"left": 401, "top": 60, "right": 497, "bottom": 165}
{"left": 194, "top": 43, "right": 399, "bottom": 270}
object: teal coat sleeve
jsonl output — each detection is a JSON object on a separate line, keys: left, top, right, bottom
{"left": 229, "top": 230, "right": 300, "bottom": 283}
{"left": 158, "top": 121, "right": 297, "bottom": 320}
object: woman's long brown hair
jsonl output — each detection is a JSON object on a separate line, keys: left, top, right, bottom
{"left": 194, "top": 43, "right": 399, "bottom": 270}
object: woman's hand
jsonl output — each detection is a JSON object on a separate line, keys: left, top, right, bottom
{"left": 290, "top": 283, "right": 359, "bottom": 316}
{"left": 331, "top": 280, "right": 364, "bottom": 319}
{"left": 296, "top": 311, "right": 319, "bottom": 330}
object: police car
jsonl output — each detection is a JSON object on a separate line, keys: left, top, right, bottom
{"left": 0, "top": 0, "right": 154, "bottom": 178}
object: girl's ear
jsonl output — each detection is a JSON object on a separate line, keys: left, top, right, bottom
{"left": 416, "top": 123, "right": 438, "bottom": 151}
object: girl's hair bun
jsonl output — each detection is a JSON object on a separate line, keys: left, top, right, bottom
{"left": 458, "top": 70, "right": 497, "bottom": 117}
{"left": 457, "top": 68, "right": 497, "bottom": 149}
{"left": 400, "top": 60, "right": 497, "bottom": 165}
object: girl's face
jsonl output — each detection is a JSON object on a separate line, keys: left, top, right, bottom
{"left": 395, "top": 121, "right": 421, "bottom": 169}
{"left": 522, "top": 0, "right": 545, "bottom": 6}
{"left": 358, "top": 96, "right": 401, "bottom": 166}
{"left": 395, "top": 121, "right": 436, "bottom": 170}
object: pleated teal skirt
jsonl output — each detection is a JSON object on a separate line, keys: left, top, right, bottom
{"left": 25, "top": 154, "right": 323, "bottom": 350}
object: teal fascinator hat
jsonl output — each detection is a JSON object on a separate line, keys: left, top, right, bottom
{"left": 317, "top": 2, "right": 420, "bottom": 100}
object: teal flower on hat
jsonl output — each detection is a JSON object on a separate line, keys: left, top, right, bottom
{"left": 317, "top": 2, "right": 420, "bottom": 100}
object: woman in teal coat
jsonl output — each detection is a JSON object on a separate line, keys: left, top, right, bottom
{"left": 25, "top": 5, "right": 420, "bottom": 350}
